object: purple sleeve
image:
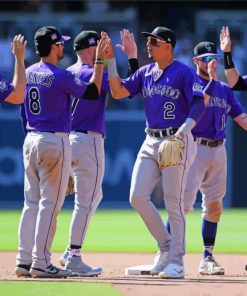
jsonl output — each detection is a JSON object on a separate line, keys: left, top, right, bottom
{"left": 0, "top": 75, "right": 14, "bottom": 103}
{"left": 188, "top": 95, "right": 205, "bottom": 122}
{"left": 62, "top": 71, "right": 88, "bottom": 98}
{"left": 229, "top": 90, "right": 244, "bottom": 118}
{"left": 121, "top": 69, "right": 143, "bottom": 96}
{"left": 102, "top": 70, "right": 110, "bottom": 92}
{"left": 182, "top": 69, "right": 204, "bottom": 104}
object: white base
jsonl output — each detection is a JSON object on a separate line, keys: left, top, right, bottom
{"left": 125, "top": 265, "right": 153, "bottom": 276}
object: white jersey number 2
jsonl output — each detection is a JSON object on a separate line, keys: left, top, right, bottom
{"left": 164, "top": 102, "right": 175, "bottom": 119}
{"left": 28, "top": 87, "right": 41, "bottom": 115}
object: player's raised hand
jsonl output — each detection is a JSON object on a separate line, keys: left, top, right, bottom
{"left": 95, "top": 34, "right": 108, "bottom": 60}
{"left": 220, "top": 26, "right": 231, "bottom": 53}
{"left": 11, "top": 34, "right": 27, "bottom": 62}
{"left": 116, "top": 29, "right": 137, "bottom": 59}
{"left": 208, "top": 60, "right": 217, "bottom": 81}
{"left": 102, "top": 33, "right": 115, "bottom": 59}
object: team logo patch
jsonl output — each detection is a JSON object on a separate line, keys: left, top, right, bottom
{"left": 0, "top": 81, "right": 8, "bottom": 93}
{"left": 88, "top": 37, "right": 96, "bottom": 46}
{"left": 73, "top": 73, "right": 84, "bottom": 86}
{"left": 51, "top": 33, "right": 57, "bottom": 40}
{"left": 205, "top": 43, "right": 213, "bottom": 52}
{"left": 193, "top": 83, "right": 203, "bottom": 92}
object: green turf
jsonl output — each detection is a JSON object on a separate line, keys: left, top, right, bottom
{"left": 0, "top": 208, "right": 246, "bottom": 253}
{"left": 0, "top": 281, "right": 121, "bottom": 296}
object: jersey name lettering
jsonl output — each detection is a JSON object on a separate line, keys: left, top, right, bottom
{"left": 142, "top": 84, "right": 180, "bottom": 100}
{"left": 27, "top": 73, "right": 54, "bottom": 87}
{"left": 207, "top": 96, "right": 231, "bottom": 112}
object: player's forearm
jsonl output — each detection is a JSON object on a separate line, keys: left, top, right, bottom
{"left": 225, "top": 68, "right": 240, "bottom": 88}
{"left": 89, "top": 60, "right": 104, "bottom": 95}
{"left": 177, "top": 118, "right": 196, "bottom": 136}
{"left": 108, "top": 58, "right": 130, "bottom": 99}
{"left": 223, "top": 52, "right": 241, "bottom": 88}
{"left": 7, "top": 57, "right": 26, "bottom": 104}
{"left": 187, "top": 96, "right": 205, "bottom": 126}
{"left": 234, "top": 113, "right": 247, "bottom": 131}
{"left": 177, "top": 96, "right": 205, "bottom": 136}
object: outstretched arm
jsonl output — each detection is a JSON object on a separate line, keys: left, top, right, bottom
{"left": 203, "top": 59, "right": 217, "bottom": 105}
{"left": 5, "top": 34, "right": 27, "bottom": 104}
{"left": 220, "top": 26, "right": 247, "bottom": 90}
{"left": 106, "top": 36, "right": 131, "bottom": 99}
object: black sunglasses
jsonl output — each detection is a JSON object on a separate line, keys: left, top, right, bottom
{"left": 147, "top": 36, "right": 162, "bottom": 47}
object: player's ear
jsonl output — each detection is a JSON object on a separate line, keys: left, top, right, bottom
{"left": 87, "top": 47, "right": 93, "bottom": 57}
{"left": 192, "top": 57, "right": 198, "bottom": 66}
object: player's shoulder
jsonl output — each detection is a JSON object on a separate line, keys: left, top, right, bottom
{"left": 26, "top": 62, "right": 40, "bottom": 73}
{"left": 137, "top": 63, "right": 159, "bottom": 76}
{"left": 67, "top": 62, "right": 96, "bottom": 81}
{"left": 172, "top": 60, "right": 195, "bottom": 76}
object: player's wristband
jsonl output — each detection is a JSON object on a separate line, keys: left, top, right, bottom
{"left": 128, "top": 58, "right": 139, "bottom": 74}
{"left": 224, "top": 52, "right": 235, "bottom": 69}
{"left": 177, "top": 118, "right": 196, "bottom": 135}
{"left": 95, "top": 60, "right": 104, "bottom": 65}
{"left": 107, "top": 58, "right": 118, "bottom": 79}
{"left": 203, "top": 79, "right": 216, "bottom": 96}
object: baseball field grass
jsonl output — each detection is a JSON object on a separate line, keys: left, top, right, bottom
{"left": 0, "top": 208, "right": 246, "bottom": 296}
{"left": 0, "top": 208, "right": 246, "bottom": 253}
{"left": 0, "top": 281, "right": 121, "bottom": 296}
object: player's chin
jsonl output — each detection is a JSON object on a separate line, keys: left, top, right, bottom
{"left": 58, "top": 53, "right": 64, "bottom": 60}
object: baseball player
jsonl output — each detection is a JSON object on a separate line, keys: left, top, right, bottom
{"left": 0, "top": 34, "right": 26, "bottom": 105}
{"left": 59, "top": 29, "right": 139, "bottom": 276}
{"left": 178, "top": 41, "right": 247, "bottom": 275}
{"left": 15, "top": 26, "right": 107, "bottom": 278}
{"left": 105, "top": 26, "right": 215, "bottom": 279}
{"left": 220, "top": 26, "right": 247, "bottom": 271}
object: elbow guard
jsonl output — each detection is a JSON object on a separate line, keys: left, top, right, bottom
{"left": 232, "top": 76, "right": 247, "bottom": 91}
{"left": 127, "top": 58, "right": 139, "bottom": 76}
{"left": 82, "top": 82, "right": 99, "bottom": 100}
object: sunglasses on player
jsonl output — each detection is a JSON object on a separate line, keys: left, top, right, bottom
{"left": 147, "top": 36, "right": 164, "bottom": 47}
{"left": 197, "top": 55, "right": 218, "bottom": 63}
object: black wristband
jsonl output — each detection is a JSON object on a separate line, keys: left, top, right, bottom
{"left": 224, "top": 52, "right": 235, "bottom": 69}
{"left": 128, "top": 58, "right": 139, "bottom": 75}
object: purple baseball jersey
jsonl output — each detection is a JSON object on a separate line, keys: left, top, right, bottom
{"left": 192, "top": 77, "right": 243, "bottom": 140}
{"left": 0, "top": 74, "right": 14, "bottom": 103}
{"left": 24, "top": 62, "right": 88, "bottom": 133}
{"left": 122, "top": 60, "right": 204, "bottom": 129}
{"left": 67, "top": 62, "right": 109, "bottom": 135}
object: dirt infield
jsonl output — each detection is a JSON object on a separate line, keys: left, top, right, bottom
{"left": 1, "top": 252, "right": 247, "bottom": 296}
